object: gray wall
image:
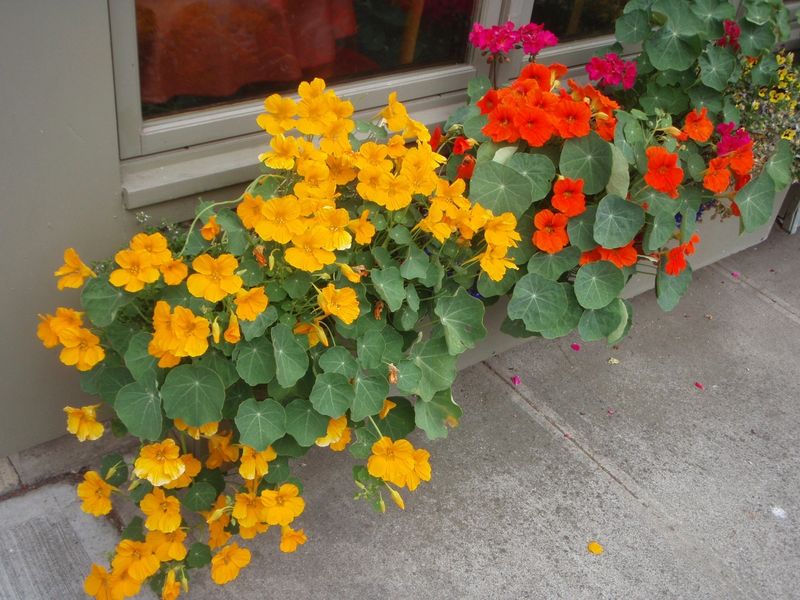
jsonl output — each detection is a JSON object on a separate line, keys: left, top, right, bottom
{"left": 0, "top": 0, "right": 140, "bottom": 456}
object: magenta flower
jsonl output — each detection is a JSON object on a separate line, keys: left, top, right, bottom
{"left": 517, "top": 22, "right": 559, "bottom": 55}
{"left": 585, "top": 53, "right": 637, "bottom": 89}
{"left": 716, "top": 20, "right": 741, "bottom": 51}
{"left": 469, "top": 21, "right": 557, "bottom": 57}
{"left": 511, "top": 375, "right": 521, "bottom": 386}
{"left": 716, "top": 122, "right": 752, "bottom": 155}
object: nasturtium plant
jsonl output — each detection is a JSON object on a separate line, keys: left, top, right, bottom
{"left": 38, "top": 6, "right": 796, "bottom": 598}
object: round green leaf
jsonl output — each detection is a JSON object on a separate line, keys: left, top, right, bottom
{"left": 735, "top": 173, "right": 776, "bottom": 232}
{"left": 505, "top": 154, "right": 556, "bottom": 202}
{"left": 415, "top": 389, "right": 462, "bottom": 440}
{"left": 688, "top": 84, "right": 723, "bottom": 115}
{"left": 234, "top": 337, "right": 276, "bottom": 386}
{"left": 186, "top": 543, "right": 212, "bottom": 568}
{"left": 507, "top": 272, "right": 568, "bottom": 332}
{"left": 643, "top": 213, "right": 676, "bottom": 253}
{"left": 400, "top": 244, "right": 430, "bottom": 281}
{"left": 766, "top": 139, "right": 793, "bottom": 190}
{"left": 318, "top": 347, "right": 358, "bottom": 378}
{"left": 182, "top": 481, "right": 217, "bottom": 512}
{"left": 433, "top": 288, "right": 487, "bottom": 356}
{"left": 198, "top": 350, "right": 239, "bottom": 388}
{"left": 124, "top": 332, "right": 159, "bottom": 384}
{"left": 371, "top": 267, "right": 406, "bottom": 311}
{"left": 271, "top": 323, "right": 309, "bottom": 388}
{"left": 309, "top": 372, "right": 353, "bottom": 418}
{"left": 578, "top": 299, "right": 627, "bottom": 342}
{"left": 97, "top": 367, "right": 135, "bottom": 406}
{"left": 469, "top": 160, "right": 534, "bottom": 218}
{"left": 593, "top": 194, "right": 645, "bottom": 249}
{"left": 351, "top": 372, "right": 390, "bottom": 421}
{"left": 81, "top": 277, "right": 133, "bottom": 327}
{"left": 644, "top": 27, "right": 701, "bottom": 72}
{"left": 738, "top": 20, "right": 776, "bottom": 56}
{"left": 573, "top": 261, "right": 625, "bottom": 309}
{"left": 239, "top": 306, "right": 278, "bottom": 341}
{"left": 653, "top": 0, "right": 706, "bottom": 35}
{"left": 567, "top": 205, "right": 598, "bottom": 251}
{"left": 357, "top": 330, "right": 386, "bottom": 370}
{"left": 284, "top": 398, "right": 328, "bottom": 446}
{"left": 161, "top": 364, "right": 225, "bottom": 427}
{"left": 395, "top": 359, "right": 422, "bottom": 394}
{"left": 539, "top": 283, "right": 584, "bottom": 339}
{"left": 379, "top": 397, "right": 416, "bottom": 440}
{"left": 615, "top": 9, "right": 650, "bottom": 43}
{"left": 235, "top": 398, "right": 286, "bottom": 451}
{"left": 656, "top": 261, "right": 693, "bottom": 312}
{"left": 559, "top": 132, "right": 614, "bottom": 194}
{"left": 405, "top": 337, "right": 457, "bottom": 402}
{"left": 115, "top": 381, "right": 162, "bottom": 441}
{"left": 527, "top": 247, "right": 581, "bottom": 281}
{"left": 699, "top": 45, "right": 736, "bottom": 92}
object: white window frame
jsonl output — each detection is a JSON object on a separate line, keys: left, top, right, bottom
{"left": 112, "top": 0, "right": 539, "bottom": 208}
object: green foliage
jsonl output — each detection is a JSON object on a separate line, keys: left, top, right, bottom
{"left": 115, "top": 381, "right": 162, "bottom": 440}
{"left": 235, "top": 398, "right": 286, "bottom": 450}
{"left": 161, "top": 364, "right": 225, "bottom": 427}
{"left": 433, "top": 288, "right": 487, "bottom": 355}
{"left": 470, "top": 160, "right": 535, "bottom": 217}
{"left": 559, "top": 133, "right": 614, "bottom": 194}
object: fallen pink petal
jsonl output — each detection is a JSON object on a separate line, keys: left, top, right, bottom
{"left": 570, "top": 343, "right": 581, "bottom": 352}
{"left": 511, "top": 375, "right": 521, "bottom": 386}
{"left": 607, "top": 409, "right": 616, "bottom": 416}
{"left": 731, "top": 271, "right": 741, "bottom": 279}
{"left": 694, "top": 382, "right": 705, "bottom": 390}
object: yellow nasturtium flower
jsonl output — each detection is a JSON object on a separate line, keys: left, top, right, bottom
{"left": 348, "top": 210, "right": 376, "bottom": 245}
{"left": 478, "top": 244, "right": 518, "bottom": 282}
{"left": 236, "top": 193, "right": 266, "bottom": 230}
{"left": 200, "top": 215, "right": 221, "bottom": 241}
{"left": 279, "top": 526, "right": 308, "bottom": 553}
{"left": 76, "top": 470, "right": 113, "bottom": 516}
{"left": 232, "top": 492, "right": 265, "bottom": 528}
{"left": 163, "top": 452, "right": 202, "bottom": 490}
{"left": 129, "top": 232, "right": 173, "bottom": 266}
{"left": 234, "top": 287, "right": 269, "bottom": 321}
{"left": 293, "top": 319, "right": 329, "bottom": 348}
{"left": 255, "top": 195, "right": 306, "bottom": 244}
{"left": 161, "top": 569, "right": 182, "bottom": 600}
{"left": 174, "top": 419, "right": 218, "bottom": 440}
{"left": 160, "top": 258, "right": 188, "bottom": 286}
{"left": 367, "top": 437, "right": 416, "bottom": 488}
{"left": 54, "top": 247, "right": 95, "bottom": 290}
{"left": 380, "top": 91, "right": 410, "bottom": 131}
{"left": 111, "top": 539, "right": 160, "bottom": 582}
{"left": 378, "top": 399, "right": 397, "bottom": 419}
{"left": 238, "top": 445, "right": 277, "bottom": 480}
{"left": 317, "top": 284, "right": 360, "bottom": 324}
{"left": 140, "top": 487, "right": 182, "bottom": 533}
{"left": 257, "top": 93, "right": 297, "bottom": 135}
{"left": 483, "top": 212, "right": 522, "bottom": 248}
{"left": 64, "top": 404, "right": 104, "bottom": 441}
{"left": 58, "top": 327, "right": 105, "bottom": 371}
{"left": 83, "top": 564, "right": 120, "bottom": 600}
{"left": 133, "top": 439, "right": 186, "bottom": 487}
{"left": 187, "top": 254, "right": 243, "bottom": 302}
{"left": 210, "top": 543, "right": 251, "bottom": 585}
{"left": 284, "top": 228, "right": 336, "bottom": 273}
{"left": 260, "top": 483, "right": 305, "bottom": 526}
{"left": 259, "top": 133, "right": 298, "bottom": 170}
{"left": 109, "top": 249, "right": 159, "bottom": 293}
{"left": 206, "top": 431, "right": 240, "bottom": 469}
{"left": 146, "top": 529, "right": 188, "bottom": 562}
{"left": 315, "top": 415, "right": 351, "bottom": 451}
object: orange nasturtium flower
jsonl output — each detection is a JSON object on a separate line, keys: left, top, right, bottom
{"left": 378, "top": 399, "right": 397, "bottom": 419}
{"left": 293, "top": 319, "right": 329, "bottom": 348}
{"left": 260, "top": 483, "right": 305, "bottom": 526}
{"left": 551, "top": 177, "right": 586, "bottom": 217}
{"left": 514, "top": 106, "right": 555, "bottom": 147}
{"left": 682, "top": 107, "right": 713, "bottom": 143}
{"left": 210, "top": 543, "right": 252, "bottom": 585}
{"left": 206, "top": 432, "right": 240, "bottom": 469}
{"left": 664, "top": 246, "right": 688, "bottom": 276}
{"left": 37, "top": 307, "right": 83, "bottom": 348}
{"left": 317, "top": 284, "right": 360, "bottom": 324}
{"left": 234, "top": 287, "right": 269, "bottom": 321}
{"left": 260, "top": 133, "right": 298, "bottom": 170}
{"left": 367, "top": 436, "right": 417, "bottom": 488}
{"left": 111, "top": 539, "right": 160, "bottom": 582}
{"left": 224, "top": 313, "right": 241, "bottom": 344}
{"left": 83, "top": 564, "right": 121, "bottom": 600}
{"left": 284, "top": 228, "right": 336, "bottom": 272}
{"left": 159, "top": 258, "right": 189, "bottom": 285}
{"left": 133, "top": 439, "right": 186, "bottom": 487}
{"left": 187, "top": 254, "right": 243, "bottom": 302}
{"left": 174, "top": 419, "right": 219, "bottom": 440}
{"left": 146, "top": 529, "right": 189, "bottom": 562}
{"left": 532, "top": 209, "right": 570, "bottom": 254}
{"left": 315, "top": 415, "right": 351, "bottom": 451}
{"left": 598, "top": 241, "right": 638, "bottom": 268}
{"left": 129, "top": 232, "right": 173, "bottom": 266}
{"left": 54, "top": 248, "right": 95, "bottom": 289}
{"left": 257, "top": 93, "right": 297, "bottom": 135}
{"left": 58, "top": 327, "right": 106, "bottom": 371}
{"left": 404, "top": 448, "right": 432, "bottom": 491}
{"left": 163, "top": 452, "right": 202, "bottom": 490}
{"left": 279, "top": 526, "right": 308, "bottom": 553}
{"left": 109, "top": 249, "right": 160, "bottom": 293}
{"left": 200, "top": 215, "right": 221, "bottom": 241}
{"left": 237, "top": 193, "right": 266, "bottom": 230}
{"left": 140, "top": 487, "right": 182, "bottom": 533}
{"left": 238, "top": 445, "right": 277, "bottom": 480}
{"left": 76, "top": 470, "right": 113, "bottom": 516}
{"left": 644, "top": 146, "right": 684, "bottom": 198}
{"left": 348, "top": 210, "right": 376, "bottom": 245}
{"left": 161, "top": 569, "right": 182, "bottom": 600}
{"left": 64, "top": 404, "right": 104, "bottom": 441}
{"left": 703, "top": 157, "right": 732, "bottom": 194}
{"left": 551, "top": 97, "right": 592, "bottom": 139}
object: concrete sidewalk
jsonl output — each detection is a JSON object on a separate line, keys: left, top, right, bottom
{"left": 1, "top": 228, "right": 798, "bottom": 599}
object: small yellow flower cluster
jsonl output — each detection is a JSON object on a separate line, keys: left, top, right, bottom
{"left": 367, "top": 436, "right": 432, "bottom": 508}
{"left": 38, "top": 305, "right": 105, "bottom": 372}
{"left": 417, "top": 178, "right": 521, "bottom": 281}
{"left": 148, "top": 300, "right": 211, "bottom": 367}
{"left": 110, "top": 232, "right": 187, "bottom": 292}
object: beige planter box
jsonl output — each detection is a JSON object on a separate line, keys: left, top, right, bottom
{"left": 458, "top": 186, "right": 790, "bottom": 370}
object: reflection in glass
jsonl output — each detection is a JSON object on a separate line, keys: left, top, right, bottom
{"left": 531, "top": 0, "right": 627, "bottom": 43}
{"left": 136, "top": 0, "right": 476, "bottom": 119}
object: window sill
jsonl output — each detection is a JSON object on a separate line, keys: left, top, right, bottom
{"left": 121, "top": 89, "right": 470, "bottom": 210}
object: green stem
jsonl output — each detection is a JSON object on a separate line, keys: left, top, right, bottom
{"left": 367, "top": 416, "right": 384, "bottom": 438}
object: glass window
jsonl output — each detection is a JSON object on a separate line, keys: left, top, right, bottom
{"left": 136, "top": 0, "right": 476, "bottom": 119}
{"left": 531, "top": 0, "right": 627, "bottom": 43}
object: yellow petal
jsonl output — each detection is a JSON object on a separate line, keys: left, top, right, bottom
{"left": 587, "top": 541, "right": 604, "bottom": 555}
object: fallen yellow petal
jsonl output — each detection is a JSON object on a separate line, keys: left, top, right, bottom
{"left": 587, "top": 541, "right": 604, "bottom": 555}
